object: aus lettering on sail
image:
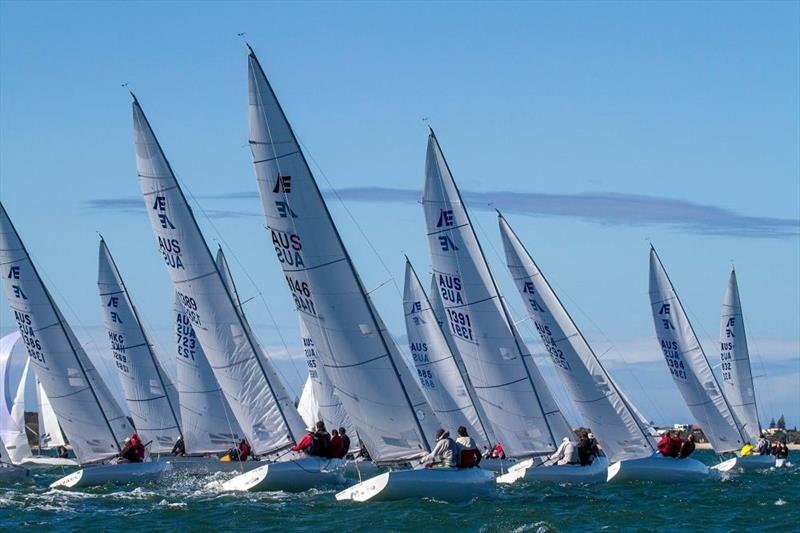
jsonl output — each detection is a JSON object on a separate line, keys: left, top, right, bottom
{"left": 720, "top": 316, "right": 736, "bottom": 382}
{"left": 152, "top": 195, "right": 184, "bottom": 270}
{"left": 656, "top": 303, "right": 688, "bottom": 380}
{"left": 522, "top": 281, "right": 571, "bottom": 372}
{"left": 175, "top": 310, "right": 198, "bottom": 362}
{"left": 302, "top": 333, "right": 319, "bottom": 380}
{"left": 407, "top": 300, "right": 437, "bottom": 390}
{"left": 7, "top": 265, "right": 47, "bottom": 366}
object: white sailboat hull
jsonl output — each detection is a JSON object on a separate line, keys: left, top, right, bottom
{"left": 0, "top": 465, "right": 29, "bottom": 482}
{"left": 20, "top": 457, "right": 79, "bottom": 467}
{"left": 480, "top": 457, "right": 518, "bottom": 472}
{"left": 49, "top": 461, "right": 173, "bottom": 489}
{"left": 496, "top": 456, "right": 608, "bottom": 484}
{"left": 607, "top": 455, "right": 708, "bottom": 482}
{"left": 336, "top": 467, "right": 496, "bottom": 502}
{"left": 712, "top": 454, "right": 776, "bottom": 473}
{"left": 221, "top": 457, "right": 344, "bottom": 492}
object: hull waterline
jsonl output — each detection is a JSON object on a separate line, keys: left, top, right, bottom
{"left": 607, "top": 456, "right": 708, "bottom": 482}
{"left": 49, "top": 461, "right": 173, "bottom": 489}
{"left": 221, "top": 457, "right": 344, "bottom": 492}
{"left": 336, "top": 467, "right": 495, "bottom": 502}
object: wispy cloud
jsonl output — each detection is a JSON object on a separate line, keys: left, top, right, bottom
{"left": 85, "top": 187, "right": 800, "bottom": 238}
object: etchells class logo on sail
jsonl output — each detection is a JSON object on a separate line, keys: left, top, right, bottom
{"left": 152, "top": 195, "right": 183, "bottom": 270}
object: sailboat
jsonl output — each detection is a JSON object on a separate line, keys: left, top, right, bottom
{"left": 243, "top": 45, "right": 493, "bottom": 502}
{"left": 0, "top": 203, "right": 170, "bottom": 489}
{"left": 403, "top": 260, "right": 494, "bottom": 452}
{"left": 497, "top": 214, "right": 707, "bottom": 482}
{"left": 421, "top": 130, "right": 588, "bottom": 482}
{"left": 715, "top": 269, "right": 775, "bottom": 471}
{"left": 0, "top": 434, "right": 29, "bottom": 482}
{"left": 131, "top": 94, "right": 344, "bottom": 491}
{"left": 648, "top": 247, "right": 745, "bottom": 476}
{"left": 0, "top": 331, "right": 76, "bottom": 467}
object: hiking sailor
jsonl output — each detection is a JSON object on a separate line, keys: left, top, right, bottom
{"left": 679, "top": 433, "right": 696, "bottom": 458}
{"left": 755, "top": 433, "right": 771, "bottom": 455}
{"left": 420, "top": 428, "right": 458, "bottom": 468}
{"left": 119, "top": 433, "right": 145, "bottom": 463}
{"left": 548, "top": 437, "right": 579, "bottom": 466}
{"left": 291, "top": 421, "right": 331, "bottom": 457}
{"left": 455, "top": 426, "right": 480, "bottom": 468}
{"left": 171, "top": 436, "right": 186, "bottom": 456}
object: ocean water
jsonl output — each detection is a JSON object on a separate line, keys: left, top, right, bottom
{"left": 0, "top": 451, "right": 795, "bottom": 532}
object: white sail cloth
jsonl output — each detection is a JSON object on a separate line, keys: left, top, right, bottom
{"left": 403, "top": 260, "right": 492, "bottom": 448}
{"left": 0, "top": 331, "right": 31, "bottom": 463}
{"left": 297, "top": 377, "right": 320, "bottom": 430}
{"left": 0, "top": 203, "right": 131, "bottom": 464}
{"left": 498, "top": 214, "right": 655, "bottom": 463}
{"left": 173, "top": 293, "right": 243, "bottom": 454}
{"left": 298, "top": 317, "right": 355, "bottom": 439}
{"left": 720, "top": 269, "right": 761, "bottom": 443}
{"left": 648, "top": 248, "right": 743, "bottom": 453}
{"left": 247, "top": 46, "right": 439, "bottom": 463}
{"left": 132, "top": 96, "right": 304, "bottom": 455}
{"left": 422, "top": 131, "right": 571, "bottom": 457}
{"left": 97, "top": 239, "right": 183, "bottom": 453}
{"left": 36, "top": 377, "right": 65, "bottom": 449}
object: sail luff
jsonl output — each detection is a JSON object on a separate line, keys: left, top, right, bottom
{"left": 648, "top": 247, "right": 745, "bottom": 452}
{"left": 498, "top": 212, "right": 656, "bottom": 461}
{"left": 247, "top": 46, "right": 437, "bottom": 460}
{"left": 132, "top": 94, "right": 302, "bottom": 454}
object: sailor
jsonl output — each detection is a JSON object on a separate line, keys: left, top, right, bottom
{"left": 237, "top": 438, "right": 251, "bottom": 461}
{"left": 657, "top": 431, "right": 672, "bottom": 456}
{"left": 755, "top": 433, "right": 771, "bottom": 455}
{"left": 171, "top": 436, "right": 186, "bottom": 456}
{"left": 356, "top": 442, "right": 371, "bottom": 461}
{"left": 56, "top": 445, "right": 69, "bottom": 459}
{"left": 668, "top": 431, "right": 683, "bottom": 458}
{"left": 577, "top": 431, "right": 593, "bottom": 465}
{"left": 291, "top": 421, "right": 330, "bottom": 457}
{"left": 549, "top": 437, "right": 579, "bottom": 466}
{"left": 338, "top": 427, "right": 351, "bottom": 459}
{"left": 328, "top": 429, "right": 344, "bottom": 459}
{"left": 455, "top": 426, "right": 480, "bottom": 468}
{"left": 490, "top": 442, "right": 506, "bottom": 459}
{"left": 678, "top": 434, "right": 696, "bottom": 458}
{"left": 740, "top": 442, "right": 753, "bottom": 456}
{"left": 420, "top": 428, "right": 458, "bottom": 468}
{"left": 120, "top": 433, "right": 145, "bottom": 463}
{"left": 773, "top": 441, "right": 789, "bottom": 460}
{"left": 587, "top": 433, "right": 600, "bottom": 459}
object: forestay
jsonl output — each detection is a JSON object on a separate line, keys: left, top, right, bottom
{"left": 173, "top": 293, "right": 243, "bottom": 454}
{"left": 648, "top": 247, "right": 743, "bottom": 453}
{"left": 498, "top": 213, "right": 655, "bottom": 463}
{"left": 247, "top": 46, "right": 438, "bottom": 463}
{"left": 0, "top": 203, "right": 131, "bottom": 464}
{"left": 0, "top": 331, "right": 31, "bottom": 463}
{"left": 299, "top": 317, "right": 355, "bottom": 440}
{"left": 720, "top": 269, "right": 760, "bottom": 443}
{"left": 132, "top": 96, "right": 304, "bottom": 455}
{"left": 36, "top": 377, "right": 65, "bottom": 449}
{"left": 97, "top": 239, "right": 183, "bottom": 453}
{"left": 403, "top": 260, "right": 492, "bottom": 448}
{"left": 422, "top": 130, "right": 571, "bottom": 457}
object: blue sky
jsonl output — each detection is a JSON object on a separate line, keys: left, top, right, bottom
{"left": 1, "top": 1, "right": 798, "bottom": 429}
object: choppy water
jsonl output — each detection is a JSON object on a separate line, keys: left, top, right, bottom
{"left": 1, "top": 451, "right": 796, "bottom": 532}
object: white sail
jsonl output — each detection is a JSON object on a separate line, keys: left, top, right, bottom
{"left": 422, "top": 130, "right": 572, "bottom": 457}
{"left": 97, "top": 238, "right": 183, "bottom": 453}
{"left": 248, "top": 46, "right": 439, "bottom": 463}
{"left": 298, "top": 317, "right": 355, "bottom": 439}
{"left": 0, "top": 203, "right": 131, "bottom": 464}
{"left": 132, "top": 95, "right": 305, "bottom": 455}
{"left": 648, "top": 247, "right": 743, "bottom": 453}
{"left": 498, "top": 213, "right": 655, "bottom": 462}
{"left": 8, "top": 358, "right": 32, "bottom": 463}
{"left": 720, "top": 269, "right": 760, "bottom": 443}
{"left": 0, "top": 331, "right": 31, "bottom": 463}
{"left": 297, "top": 377, "right": 319, "bottom": 430}
{"left": 173, "top": 293, "right": 243, "bottom": 454}
{"left": 36, "top": 376, "right": 65, "bottom": 449}
{"left": 403, "top": 260, "right": 492, "bottom": 448}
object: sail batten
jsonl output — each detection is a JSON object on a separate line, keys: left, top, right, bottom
{"left": 247, "top": 47, "right": 438, "bottom": 463}
{"left": 0, "top": 203, "right": 131, "bottom": 464}
{"left": 648, "top": 248, "right": 744, "bottom": 453}
{"left": 422, "top": 130, "right": 572, "bottom": 457}
{"left": 498, "top": 213, "right": 655, "bottom": 462}
{"left": 132, "top": 96, "right": 304, "bottom": 455}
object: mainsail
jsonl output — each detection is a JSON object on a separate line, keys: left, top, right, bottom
{"left": 132, "top": 95, "right": 305, "bottom": 455}
{"left": 0, "top": 331, "right": 31, "bottom": 463}
{"left": 498, "top": 213, "right": 655, "bottom": 463}
{"left": 720, "top": 269, "right": 761, "bottom": 443}
{"left": 36, "top": 377, "right": 65, "bottom": 449}
{"left": 0, "top": 203, "right": 131, "bottom": 464}
{"left": 648, "top": 247, "right": 744, "bottom": 453}
{"left": 247, "top": 45, "right": 438, "bottom": 463}
{"left": 173, "top": 293, "right": 242, "bottom": 454}
{"left": 422, "top": 130, "right": 572, "bottom": 457}
{"left": 97, "top": 238, "right": 183, "bottom": 453}
{"left": 403, "top": 259, "right": 492, "bottom": 448}
{"left": 298, "top": 317, "right": 355, "bottom": 440}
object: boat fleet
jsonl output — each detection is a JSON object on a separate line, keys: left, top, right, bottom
{"left": 0, "top": 45, "right": 787, "bottom": 500}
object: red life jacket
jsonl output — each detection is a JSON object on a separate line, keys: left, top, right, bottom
{"left": 239, "top": 441, "right": 251, "bottom": 461}
{"left": 657, "top": 436, "right": 671, "bottom": 455}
